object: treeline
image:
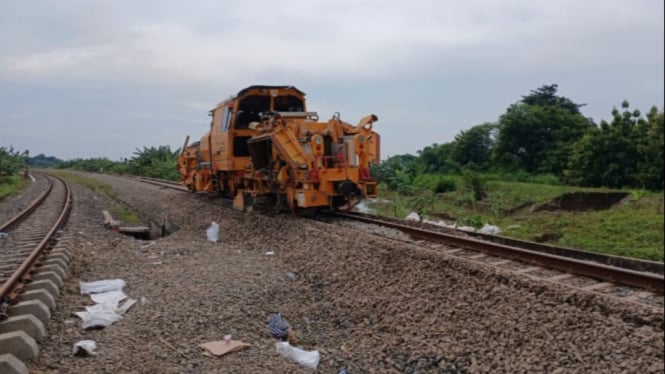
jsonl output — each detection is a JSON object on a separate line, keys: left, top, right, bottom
{"left": 0, "top": 146, "right": 180, "bottom": 182}
{"left": 52, "top": 146, "right": 180, "bottom": 181}
{"left": 374, "top": 84, "right": 664, "bottom": 192}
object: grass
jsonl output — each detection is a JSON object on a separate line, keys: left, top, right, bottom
{"left": 111, "top": 204, "right": 141, "bottom": 224}
{"left": 0, "top": 175, "right": 31, "bottom": 200}
{"left": 371, "top": 182, "right": 664, "bottom": 262}
{"left": 48, "top": 170, "right": 115, "bottom": 197}
{"left": 48, "top": 170, "right": 141, "bottom": 224}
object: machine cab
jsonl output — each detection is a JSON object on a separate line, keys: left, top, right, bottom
{"left": 205, "top": 86, "right": 306, "bottom": 172}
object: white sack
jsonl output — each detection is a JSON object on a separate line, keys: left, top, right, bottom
{"left": 80, "top": 279, "right": 126, "bottom": 294}
{"left": 275, "top": 342, "right": 320, "bottom": 369}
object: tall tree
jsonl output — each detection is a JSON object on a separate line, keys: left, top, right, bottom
{"left": 494, "top": 84, "right": 593, "bottom": 174}
{"left": 636, "top": 107, "right": 664, "bottom": 190}
{"left": 417, "top": 142, "right": 457, "bottom": 173}
{"left": 452, "top": 123, "right": 497, "bottom": 169}
{"left": 567, "top": 101, "right": 658, "bottom": 189}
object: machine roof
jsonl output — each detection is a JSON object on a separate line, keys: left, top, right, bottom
{"left": 237, "top": 85, "right": 305, "bottom": 97}
{"left": 212, "top": 85, "right": 306, "bottom": 111}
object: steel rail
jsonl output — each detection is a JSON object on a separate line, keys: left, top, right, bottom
{"left": 336, "top": 212, "right": 664, "bottom": 293}
{"left": 0, "top": 175, "right": 72, "bottom": 300}
{"left": 0, "top": 175, "right": 53, "bottom": 232}
{"left": 345, "top": 211, "right": 664, "bottom": 275}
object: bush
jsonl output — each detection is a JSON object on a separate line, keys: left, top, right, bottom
{"left": 434, "top": 178, "right": 457, "bottom": 193}
{"left": 461, "top": 170, "right": 487, "bottom": 202}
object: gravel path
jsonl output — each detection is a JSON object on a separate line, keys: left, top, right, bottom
{"left": 9, "top": 171, "right": 662, "bottom": 373}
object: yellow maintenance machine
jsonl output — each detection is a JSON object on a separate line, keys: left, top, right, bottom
{"left": 178, "top": 85, "right": 380, "bottom": 213}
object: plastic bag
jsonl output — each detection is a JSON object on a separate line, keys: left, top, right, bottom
{"left": 206, "top": 221, "right": 219, "bottom": 243}
{"left": 275, "top": 342, "right": 320, "bottom": 369}
{"left": 73, "top": 340, "right": 97, "bottom": 356}
{"left": 80, "top": 279, "right": 126, "bottom": 294}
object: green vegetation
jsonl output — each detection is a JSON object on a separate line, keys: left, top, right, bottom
{"left": 0, "top": 146, "right": 28, "bottom": 183}
{"left": 370, "top": 84, "right": 663, "bottom": 261}
{"left": 50, "top": 170, "right": 140, "bottom": 224}
{"left": 376, "top": 84, "right": 663, "bottom": 191}
{"left": 49, "top": 170, "right": 115, "bottom": 197}
{"left": 52, "top": 145, "right": 180, "bottom": 180}
{"left": 0, "top": 146, "right": 30, "bottom": 199}
{"left": 0, "top": 175, "right": 30, "bottom": 200}
{"left": 371, "top": 181, "right": 664, "bottom": 261}
{"left": 111, "top": 204, "right": 141, "bottom": 224}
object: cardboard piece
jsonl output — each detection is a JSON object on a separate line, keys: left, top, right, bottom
{"left": 200, "top": 340, "right": 250, "bottom": 357}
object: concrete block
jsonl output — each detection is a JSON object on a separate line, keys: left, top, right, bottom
{"left": 7, "top": 300, "right": 51, "bottom": 324}
{"left": 0, "top": 354, "right": 28, "bottom": 374}
{"left": 41, "top": 257, "right": 68, "bottom": 270}
{"left": 47, "top": 251, "right": 71, "bottom": 265}
{"left": 24, "top": 280, "right": 59, "bottom": 298}
{"left": 0, "top": 315, "right": 45, "bottom": 340}
{"left": 32, "top": 271, "right": 63, "bottom": 288}
{"left": 35, "top": 264, "right": 66, "bottom": 279}
{"left": 0, "top": 331, "right": 38, "bottom": 361}
{"left": 52, "top": 246, "right": 73, "bottom": 258}
{"left": 17, "top": 289, "right": 55, "bottom": 309}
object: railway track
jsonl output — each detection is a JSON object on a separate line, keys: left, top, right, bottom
{"left": 0, "top": 173, "right": 76, "bottom": 371}
{"left": 329, "top": 211, "right": 664, "bottom": 310}
{"left": 0, "top": 174, "right": 72, "bottom": 306}
{"left": 129, "top": 176, "right": 664, "bottom": 310}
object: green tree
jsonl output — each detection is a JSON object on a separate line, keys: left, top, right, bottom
{"left": 452, "top": 123, "right": 497, "bottom": 169}
{"left": 0, "top": 146, "right": 28, "bottom": 183}
{"left": 416, "top": 142, "right": 457, "bottom": 173}
{"left": 567, "top": 101, "right": 655, "bottom": 189}
{"left": 127, "top": 145, "right": 180, "bottom": 180}
{"left": 494, "top": 84, "right": 593, "bottom": 174}
{"left": 372, "top": 154, "right": 423, "bottom": 193}
{"left": 636, "top": 107, "right": 664, "bottom": 190}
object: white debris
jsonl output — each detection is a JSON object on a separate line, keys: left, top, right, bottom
{"left": 80, "top": 279, "right": 126, "bottom": 294}
{"left": 206, "top": 221, "right": 220, "bottom": 243}
{"left": 75, "top": 279, "right": 134, "bottom": 329}
{"left": 457, "top": 225, "right": 477, "bottom": 232}
{"left": 265, "top": 251, "right": 275, "bottom": 256}
{"left": 275, "top": 341, "right": 321, "bottom": 369}
{"left": 478, "top": 224, "right": 501, "bottom": 235}
{"left": 73, "top": 340, "right": 97, "bottom": 356}
{"left": 90, "top": 290, "right": 126, "bottom": 305}
{"left": 405, "top": 212, "right": 420, "bottom": 222}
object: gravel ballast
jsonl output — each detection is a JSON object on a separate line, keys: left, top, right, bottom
{"left": 2, "top": 172, "right": 661, "bottom": 373}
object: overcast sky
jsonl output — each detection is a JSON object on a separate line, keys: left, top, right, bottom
{"left": 1, "top": 0, "right": 663, "bottom": 161}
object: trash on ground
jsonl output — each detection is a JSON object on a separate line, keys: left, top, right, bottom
{"left": 275, "top": 341, "right": 320, "bottom": 369}
{"left": 405, "top": 212, "right": 420, "bottom": 222}
{"left": 285, "top": 272, "right": 298, "bottom": 280}
{"left": 268, "top": 313, "right": 291, "bottom": 340}
{"left": 80, "top": 279, "right": 126, "bottom": 294}
{"left": 75, "top": 279, "right": 135, "bottom": 329}
{"left": 206, "top": 221, "right": 219, "bottom": 243}
{"left": 478, "top": 223, "right": 501, "bottom": 235}
{"left": 0, "top": 232, "right": 8, "bottom": 239}
{"left": 265, "top": 251, "right": 275, "bottom": 256}
{"left": 200, "top": 339, "right": 250, "bottom": 357}
{"left": 73, "top": 340, "right": 97, "bottom": 356}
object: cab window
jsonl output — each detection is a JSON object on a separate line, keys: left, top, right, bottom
{"left": 221, "top": 106, "right": 233, "bottom": 131}
{"left": 274, "top": 95, "right": 304, "bottom": 112}
{"left": 235, "top": 95, "right": 270, "bottom": 129}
